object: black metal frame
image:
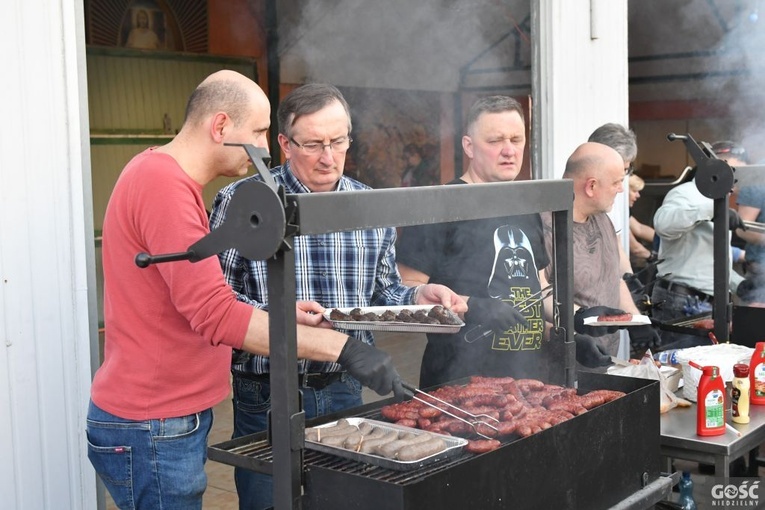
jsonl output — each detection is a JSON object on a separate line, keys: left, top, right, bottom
{"left": 135, "top": 146, "right": 574, "bottom": 509}
{"left": 267, "top": 180, "right": 574, "bottom": 509}
{"left": 666, "top": 133, "right": 735, "bottom": 343}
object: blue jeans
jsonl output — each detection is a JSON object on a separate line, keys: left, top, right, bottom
{"left": 86, "top": 400, "right": 213, "bottom": 510}
{"left": 232, "top": 372, "right": 362, "bottom": 510}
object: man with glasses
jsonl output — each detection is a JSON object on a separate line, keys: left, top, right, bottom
{"left": 210, "top": 83, "right": 466, "bottom": 510}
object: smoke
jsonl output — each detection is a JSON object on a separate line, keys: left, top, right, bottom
{"left": 630, "top": 0, "right": 765, "bottom": 159}
{"left": 278, "top": 0, "right": 531, "bottom": 92}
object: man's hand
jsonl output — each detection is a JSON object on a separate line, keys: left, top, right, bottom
{"left": 713, "top": 208, "right": 745, "bottom": 231}
{"left": 574, "top": 306, "right": 627, "bottom": 337}
{"left": 728, "top": 208, "right": 746, "bottom": 232}
{"left": 336, "top": 337, "right": 406, "bottom": 399}
{"left": 295, "top": 301, "right": 332, "bottom": 328}
{"left": 415, "top": 284, "right": 469, "bottom": 314}
{"left": 464, "top": 297, "right": 528, "bottom": 333}
{"left": 574, "top": 334, "right": 612, "bottom": 368}
{"left": 628, "top": 325, "right": 661, "bottom": 350}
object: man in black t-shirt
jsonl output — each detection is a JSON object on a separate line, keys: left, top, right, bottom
{"left": 396, "top": 96, "right": 552, "bottom": 387}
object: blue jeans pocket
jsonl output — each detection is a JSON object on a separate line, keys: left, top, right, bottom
{"left": 86, "top": 429, "right": 135, "bottom": 509}
{"left": 232, "top": 376, "right": 271, "bottom": 414}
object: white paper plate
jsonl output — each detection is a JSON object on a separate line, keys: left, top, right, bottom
{"left": 582, "top": 314, "right": 651, "bottom": 327}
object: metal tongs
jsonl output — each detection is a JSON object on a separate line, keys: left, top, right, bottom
{"left": 401, "top": 381, "right": 499, "bottom": 440}
{"left": 743, "top": 220, "right": 765, "bottom": 233}
{"left": 515, "top": 284, "right": 554, "bottom": 313}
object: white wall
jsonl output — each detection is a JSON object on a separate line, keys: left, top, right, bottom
{"left": 532, "top": 0, "right": 631, "bottom": 356}
{"left": 0, "top": 1, "right": 97, "bottom": 509}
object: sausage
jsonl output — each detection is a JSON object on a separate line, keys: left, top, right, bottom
{"left": 578, "top": 393, "right": 606, "bottom": 409}
{"left": 395, "top": 418, "right": 418, "bottom": 428}
{"left": 473, "top": 422, "right": 499, "bottom": 438}
{"left": 584, "top": 389, "right": 625, "bottom": 403}
{"left": 396, "top": 437, "right": 448, "bottom": 461}
{"left": 321, "top": 431, "right": 357, "bottom": 447}
{"left": 306, "top": 422, "right": 357, "bottom": 442}
{"left": 418, "top": 406, "right": 442, "bottom": 419}
{"left": 358, "top": 421, "right": 376, "bottom": 436}
{"left": 343, "top": 431, "right": 365, "bottom": 450}
{"left": 464, "top": 439, "right": 501, "bottom": 454}
{"left": 380, "top": 403, "right": 420, "bottom": 422}
{"left": 597, "top": 313, "right": 633, "bottom": 322}
{"left": 495, "top": 420, "right": 517, "bottom": 436}
{"left": 357, "top": 431, "right": 400, "bottom": 454}
{"left": 376, "top": 432, "right": 433, "bottom": 459}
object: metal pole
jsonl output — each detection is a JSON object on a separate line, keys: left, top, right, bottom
{"left": 713, "top": 197, "right": 730, "bottom": 342}
{"left": 267, "top": 247, "right": 304, "bottom": 509}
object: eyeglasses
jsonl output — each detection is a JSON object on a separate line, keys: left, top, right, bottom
{"left": 625, "top": 163, "right": 635, "bottom": 176}
{"left": 289, "top": 136, "right": 352, "bottom": 155}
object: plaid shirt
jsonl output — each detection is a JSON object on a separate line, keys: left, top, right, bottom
{"left": 209, "top": 161, "right": 416, "bottom": 374}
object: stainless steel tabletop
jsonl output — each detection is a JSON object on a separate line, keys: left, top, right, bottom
{"left": 660, "top": 401, "right": 765, "bottom": 476}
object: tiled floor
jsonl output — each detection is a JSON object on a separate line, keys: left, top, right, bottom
{"left": 106, "top": 332, "right": 764, "bottom": 509}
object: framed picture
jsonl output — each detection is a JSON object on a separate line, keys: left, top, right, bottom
{"left": 121, "top": 3, "right": 166, "bottom": 50}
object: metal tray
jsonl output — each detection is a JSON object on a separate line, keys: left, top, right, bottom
{"left": 305, "top": 417, "right": 467, "bottom": 471}
{"left": 323, "top": 305, "right": 464, "bottom": 334}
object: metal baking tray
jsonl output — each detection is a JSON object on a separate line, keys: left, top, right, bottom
{"left": 323, "top": 305, "right": 464, "bottom": 334}
{"left": 305, "top": 417, "right": 467, "bottom": 471}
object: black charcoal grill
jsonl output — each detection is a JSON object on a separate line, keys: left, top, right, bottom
{"left": 209, "top": 372, "right": 665, "bottom": 510}
{"left": 139, "top": 145, "right": 672, "bottom": 509}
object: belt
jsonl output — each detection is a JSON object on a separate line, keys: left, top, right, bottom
{"left": 234, "top": 371, "right": 345, "bottom": 390}
{"left": 655, "top": 278, "right": 713, "bottom": 302}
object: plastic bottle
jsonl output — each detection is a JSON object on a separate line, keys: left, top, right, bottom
{"left": 731, "top": 363, "right": 750, "bottom": 424}
{"left": 654, "top": 349, "right": 680, "bottom": 365}
{"left": 677, "top": 471, "right": 697, "bottom": 510}
{"left": 696, "top": 365, "right": 726, "bottom": 436}
{"left": 751, "top": 341, "right": 765, "bottom": 405}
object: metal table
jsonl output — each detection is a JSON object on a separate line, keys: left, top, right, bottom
{"left": 660, "top": 401, "right": 765, "bottom": 477}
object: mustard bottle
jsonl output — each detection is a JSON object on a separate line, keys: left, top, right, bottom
{"left": 732, "top": 363, "right": 750, "bottom": 424}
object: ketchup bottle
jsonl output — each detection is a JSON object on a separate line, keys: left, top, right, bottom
{"left": 696, "top": 365, "right": 726, "bottom": 436}
{"left": 751, "top": 341, "right": 765, "bottom": 405}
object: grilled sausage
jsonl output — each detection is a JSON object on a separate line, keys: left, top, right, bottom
{"left": 465, "top": 439, "right": 501, "bottom": 454}
{"left": 597, "top": 313, "right": 633, "bottom": 322}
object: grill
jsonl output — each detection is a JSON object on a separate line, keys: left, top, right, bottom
{"left": 209, "top": 372, "right": 663, "bottom": 510}
{"left": 140, "top": 145, "right": 671, "bottom": 508}
{"left": 657, "top": 311, "right": 714, "bottom": 338}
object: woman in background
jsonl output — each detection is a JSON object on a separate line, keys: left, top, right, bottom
{"left": 628, "top": 174, "right": 655, "bottom": 266}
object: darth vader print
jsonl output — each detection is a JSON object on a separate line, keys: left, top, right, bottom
{"left": 487, "top": 225, "right": 544, "bottom": 351}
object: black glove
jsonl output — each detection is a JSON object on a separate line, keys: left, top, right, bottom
{"left": 728, "top": 209, "right": 746, "bottom": 232}
{"left": 337, "top": 337, "right": 406, "bottom": 399}
{"left": 464, "top": 297, "right": 528, "bottom": 334}
{"left": 623, "top": 273, "right": 645, "bottom": 296}
{"left": 728, "top": 208, "right": 746, "bottom": 231}
{"left": 574, "top": 334, "right": 612, "bottom": 368}
{"left": 628, "top": 325, "right": 661, "bottom": 351}
{"left": 574, "top": 306, "right": 627, "bottom": 337}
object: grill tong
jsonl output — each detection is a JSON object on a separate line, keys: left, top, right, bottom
{"left": 401, "top": 381, "right": 499, "bottom": 440}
